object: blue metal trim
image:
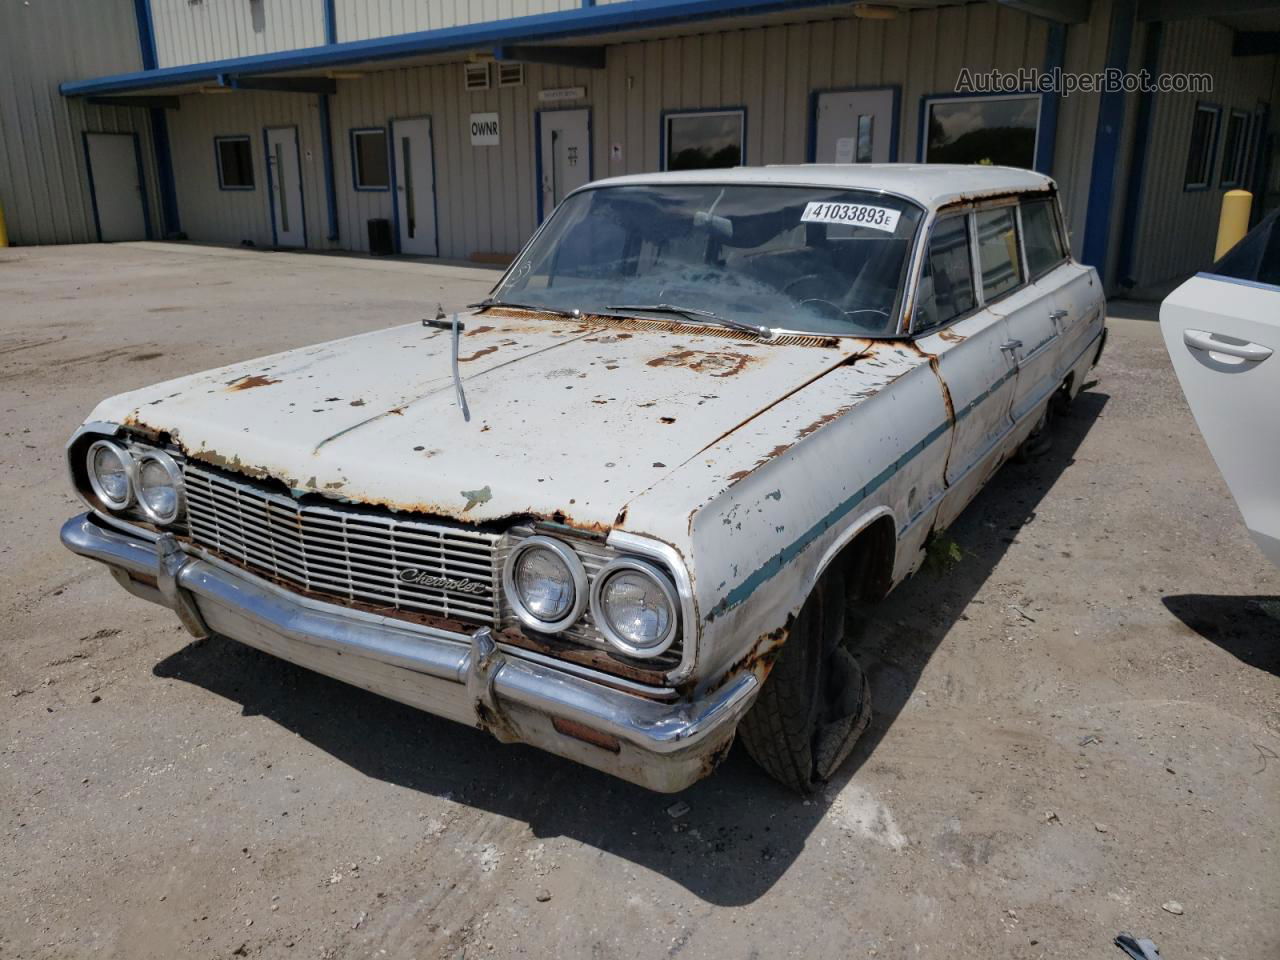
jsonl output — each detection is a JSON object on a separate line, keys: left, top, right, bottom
{"left": 214, "top": 135, "right": 256, "bottom": 191}
{"left": 534, "top": 106, "right": 594, "bottom": 224}
{"left": 323, "top": 0, "right": 337, "bottom": 44}
{"left": 1080, "top": 0, "right": 1135, "bottom": 283}
{"left": 130, "top": 131, "right": 155, "bottom": 241}
{"left": 1182, "top": 101, "right": 1221, "bottom": 192}
{"left": 917, "top": 90, "right": 1048, "bottom": 168}
{"left": 1036, "top": 22, "right": 1065, "bottom": 175}
{"left": 263, "top": 126, "right": 307, "bottom": 247}
{"left": 81, "top": 132, "right": 104, "bottom": 242}
{"left": 1116, "top": 20, "right": 1161, "bottom": 287}
{"left": 60, "top": 0, "right": 854, "bottom": 97}
{"left": 318, "top": 96, "right": 339, "bottom": 241}
{"left": 349, "top": 126, "right": 391, "bottom": 192}
{"left": 660, "top": 106, "right": 746, "bottom": 171}
{"left": 132, "top": 0, "right": 157, "bottom": 71}
{"left": 805, "top": 85, "right": 901, "bottom": 163}
{"left": 1196, "top": 271, "right": 1280, "bottom": 294}
{"left": 149, "top": 107, "right": 181, "bottom": 236}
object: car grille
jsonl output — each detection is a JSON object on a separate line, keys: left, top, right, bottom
{"left": 182, "top": 463, "right": 500, "bottom": 625}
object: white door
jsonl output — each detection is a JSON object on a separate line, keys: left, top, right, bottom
{"left": 391, "top": 117, "right": 438, "bottom": 256}
{"left": 539, "top": 109, "right": 591, "bottom": 220}
{"left": 265, "top": 126, "right": 305, "bottom": 248}
{"left": 1161, "top": 273, "right": 1280, "bottom": 566}
{"left": 84, "top": 132, "right": 147, "bottom": 242}
{"left": 813, "top": 89, "right": 896, "bottom": 164}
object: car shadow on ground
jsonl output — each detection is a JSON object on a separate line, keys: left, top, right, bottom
{"left": 1161, "top": 594, "right": 1280, "bottom": 676}
{"left": 153, "top": 389, "right": 1108, "bottom": 906}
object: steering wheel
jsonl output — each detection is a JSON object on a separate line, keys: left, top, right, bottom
{"left": 782, "top": 273, "right": 825, "bottom": 295}
{"left": 799, "top": 299, "right": 891, "bottom": 325}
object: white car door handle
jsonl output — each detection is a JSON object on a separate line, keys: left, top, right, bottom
{"left": 1000, "top": 339, "right": 1022, "bottom": 353}
{"left": 1049, "top": 309, "right": 1068, "bottom": 320}
{"left": 1183, "top": 329, "right": 1273, "bottom": 362}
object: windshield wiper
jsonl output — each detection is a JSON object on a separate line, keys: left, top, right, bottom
{"left": 468, "top": 297, "right": 583, "bottom": 319}
{"left": 606, "top": 303, "right": 774, "bottom": 339}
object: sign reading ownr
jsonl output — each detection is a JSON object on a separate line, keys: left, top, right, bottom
{"left": 470, "top": 113, "right": 500, "bottom": 146}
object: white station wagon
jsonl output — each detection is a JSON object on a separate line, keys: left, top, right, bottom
{"left": 62, "top": 165, "right": 1105, "bottom": 793}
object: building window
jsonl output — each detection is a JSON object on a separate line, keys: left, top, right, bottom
{"left": 215, "top": 136, "right": 254, "bottom": 190}
{"left": 350, "top": 128, "right": 389, "bottom": 190}
{"left": 922, "top": 94, "right": 1041, "bottom": 170}
{"left": 663, "top": 110, "right": 744, "bottom": 171}
{"left": 1220, "top": 109, "right": 1250, "bottom": 188}
{"left": 915, "top": 214, "right": 975, "bottom": 330}
{"left": 1183, "top": 103, "right": 1220, "bottom": 190}
{"left": 974, "top": 206, "right": 1022, "bottom": 301}
{"left": 1020, "top": 198, "right": 1066, "bottom": 279}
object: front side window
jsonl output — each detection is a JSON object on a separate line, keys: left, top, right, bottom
{"left": 664, "top": 111, "right": 744, "bottom": 171}
{"left": 1021, "top": 198, "right": 1066, "bottom": 278}
{"left": 915, "top": 214, "right": 975, "bottom": 330}
{"left": 351, "top": 128, "right": 389, "bottom": 190}
{"left": 215, "top": 136, "right": 254, "bottom": 190}
{"left": 922, "top": 94, "right": 1041, "bottom": 170}
{"left": 493, "top": 184, "right": 924, "bottom": 337}
{"left": 1184, "top": 103, "right": 1220, "bottom": 189}
{"left": 974, "top": 207, "right": 1021, "bottom": 300}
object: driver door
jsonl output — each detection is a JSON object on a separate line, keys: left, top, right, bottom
{"left": 912, "top": 211, "right": 1019, "bottom": 531}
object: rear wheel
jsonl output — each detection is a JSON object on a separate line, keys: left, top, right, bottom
{"left": 738, "top": 567, "right": 872, "bottom": 793}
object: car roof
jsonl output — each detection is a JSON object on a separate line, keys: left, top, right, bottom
{"left": 579, "top": 164, "right": 1055, "bottom": 210}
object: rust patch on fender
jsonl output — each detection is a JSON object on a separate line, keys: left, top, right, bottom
{"left": 464, "top": 325, "right": 495, "bottom": 337}
{"left": 459, "top": 345, "right": 499, "bottom": 362}
{"left": 645, "top": 349, "right": 757, "bottom": 378}
{"left": 227, "top": 374, "right": 280, "bottom": 391}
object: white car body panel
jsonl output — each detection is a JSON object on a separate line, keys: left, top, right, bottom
{"left": 1160, "top": 273, "right": 1280, "bottom": 566}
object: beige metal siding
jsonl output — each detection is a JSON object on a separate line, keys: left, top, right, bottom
{"left": 335, "top": 0, "right": 578, "bottom": 43}
{"left": 318, "top": 4, "right": 1055, "bottom": 260}
{"left": 1130, "top": 19, "right": 1278, "bottom": 289}
{"left": 167, "top": 91, "right": 329, "bottom": 249}
{"left": 151, "top": 0, "right": 325, "bottom": 68}
{"left": 0, "top": 0, "right": 161, "bottom": 245}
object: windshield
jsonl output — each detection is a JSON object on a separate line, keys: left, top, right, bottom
{"left": 491, "top": 183, "right": 925, "bottom": 337}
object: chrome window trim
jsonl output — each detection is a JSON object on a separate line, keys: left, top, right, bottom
{"left": 589, "top": 557, "right": 680, "bottom": 659}
{"left": 502, "top": 535, "right": 590, "bottom": 634}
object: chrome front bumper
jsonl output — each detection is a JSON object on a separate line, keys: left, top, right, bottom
{"left": 60, "top": 513, "right": 756, "bottom": 792}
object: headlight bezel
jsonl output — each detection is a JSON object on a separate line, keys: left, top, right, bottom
{"left": 590, "top": 556, "right": 680, "bottom": 659}
{"left": 502, "top": 535, "right": 589, "bottom": 634}
{"left": 85, "top": 439, "right": 136, "bottom": 511}
{"left": 133, "top": 447, "right": 184, "bottom": 525}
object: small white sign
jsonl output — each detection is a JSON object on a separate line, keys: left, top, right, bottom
{"left": 834, "top": 137, "right": 856, "bottom": 164}
{"left": 610, "top": 143, "right": 623, "bottom": 162}
{"left": 538, "top": 86, "right": 586, "bottom": 103}
{"left": 470, "top": 112, "right": 500, "bottom": 146}
{"left": 800, "top": 201, "right": 900, "bottom": 232}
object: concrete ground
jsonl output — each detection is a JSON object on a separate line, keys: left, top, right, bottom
{"left": 1, "top": 243, "right": 1277, "bottom": 960}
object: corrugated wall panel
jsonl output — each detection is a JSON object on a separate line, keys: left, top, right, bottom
{"left": 334, "top": 0, "right": 578, "bottom": 43}
{"left": 1131, "top": 19, "right": 1278, "bottom": 289}
{"left": 151, "top": 0, "right": 325, "bottom": 68}
{"left": 0, "top": 0, "right": 161, "bottom": 246}
{"left": 166, "top": 90, "right": 329, "bottom": 249}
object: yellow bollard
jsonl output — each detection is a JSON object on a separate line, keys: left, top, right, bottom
{"left": 1214, "top": 189, "right": 1252, "bottom": 260}
{"left": 0, "top": 198, "right": 8, "bottom": 248}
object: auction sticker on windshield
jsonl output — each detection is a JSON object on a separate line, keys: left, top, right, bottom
{"left": 800, "top": 202, "right": 900, "bottom": 232}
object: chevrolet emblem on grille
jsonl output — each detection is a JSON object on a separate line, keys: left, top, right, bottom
{"left": 397, "top": 568, "right": 488, "bottom": 594}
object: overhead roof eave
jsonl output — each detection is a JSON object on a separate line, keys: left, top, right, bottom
{"left": 60, "top": 0, "right": 849, "bottom": 97}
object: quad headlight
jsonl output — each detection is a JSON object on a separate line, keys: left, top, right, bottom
{"left": 83, "top": 438, "right": 184, "bottom": 526}
{"left": 502, "top": 536, "right": 588, "bottom": 633}
{"left": 590, "top": 558, "right": 679, "bottom": 658}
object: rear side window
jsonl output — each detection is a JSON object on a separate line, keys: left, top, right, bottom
{"left": 975, "top": 207, "right": 1021, "bottom": 300}
{"left": 915, "top": 214, "right": 975, "bottom": 329}
{"left": 1021, "top": 198, "right": 1066, "bottom": 278}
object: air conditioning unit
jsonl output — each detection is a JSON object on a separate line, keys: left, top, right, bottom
{"left": 497, "top": 62, "right": 525, "bottom": 88}
{"left": 464, "top": 62, "right": 490, "bottom": 91}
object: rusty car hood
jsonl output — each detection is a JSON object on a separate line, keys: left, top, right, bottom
{"left": 89, "top": 313, "right": 874, "bottom": 529}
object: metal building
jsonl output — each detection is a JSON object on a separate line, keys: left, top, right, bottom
{"left": 2, "top": 0, "right": 1277, "bottom": 296}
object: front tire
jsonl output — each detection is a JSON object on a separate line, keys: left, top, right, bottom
{"left": 738, "top": 568, "right": 872, "bottom": 793}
